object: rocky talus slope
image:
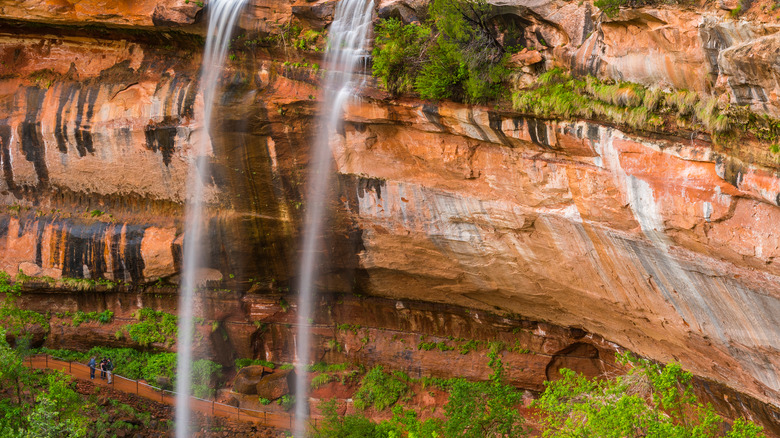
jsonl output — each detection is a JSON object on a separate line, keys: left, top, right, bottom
{"left": 1, "top": 0, "right": 779, "bottom": 432}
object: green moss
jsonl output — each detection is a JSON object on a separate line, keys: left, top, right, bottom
{"left": 511, "top": 68, "right": 780, "bottom": 145}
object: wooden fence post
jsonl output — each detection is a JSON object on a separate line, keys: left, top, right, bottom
{"left": 212, "top": 400, "right": 215, "bottom": 415}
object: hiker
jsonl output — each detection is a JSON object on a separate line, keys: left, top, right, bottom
{"left": 99, "top": 358, "right": 107, "bottom": 379}
{"left": 88, "top": 356, "right": 96, "bottom": 380}
{"left": 106, "top": 358, "right": 114, "bottom": 384}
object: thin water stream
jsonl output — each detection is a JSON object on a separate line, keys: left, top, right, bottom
{"left": 293, "top": 0, "right": 374, "bottom": 435}
{"left": 175, "top": 1, "right": 248, "bottom": 437}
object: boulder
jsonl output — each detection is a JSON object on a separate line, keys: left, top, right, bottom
{"left": 256, "top": 369, "right": 295, "bottom": 400}
{"left": 232, "top": 365, "right": 268, "bottom": 395}
{"left": 509, "top": 49, "right": 543, "bottom": 67}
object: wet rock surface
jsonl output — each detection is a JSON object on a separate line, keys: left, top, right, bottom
{"left": 1, "top": 0, "right": 780, "bottom": 434}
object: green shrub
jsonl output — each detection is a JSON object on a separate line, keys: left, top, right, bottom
{"left": 311, "top": 373, "right": 333, "bottom": 389}
{"left": 192, "top": 359, "right": 222, "bottom": 398}
{"left": 371, "top": 0, "right": 512, "bottom": 103}
{"left": 535, "top": 352, "right": 767, "bottom": 438}
{"left": 353, "top": 366, "right": 409, "bottom": 411}
{"left": 119, "top": 309, "right": 177, "bottom": 347}
{"left": 372, "top": 19, "right": 431, "bottom": 95}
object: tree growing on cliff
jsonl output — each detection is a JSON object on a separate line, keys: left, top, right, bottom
{"left": 372, "top": 19, "right": 432, "bottom": 96}
{"left": 371, "top": 0, "right": 511, "bottom": 103}
{"left": 535, "top": 352, "right": 767, "bottom": 438}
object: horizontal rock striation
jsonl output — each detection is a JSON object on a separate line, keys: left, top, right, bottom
{"left": 1, "top": 0, "right": 779, "bottom": 432}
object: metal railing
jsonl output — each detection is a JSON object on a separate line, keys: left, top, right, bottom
{"left": 26, "top": 354, "right": 322, "bottom": 430}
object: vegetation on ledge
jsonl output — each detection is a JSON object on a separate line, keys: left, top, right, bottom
{"left": 372, "top": 0, "right": 521, "bottom": 103}
{"left": 312, "top": 351, "right": 766, "bottom": 438}
{"left": 513, "top": 68, "right": 780, "bottom": 151}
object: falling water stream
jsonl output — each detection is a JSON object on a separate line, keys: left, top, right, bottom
{"left": 294, "top": 0, "right": 374, "bottom": 435}
{"left": 175, "top": 1, "right": 248, "bottom": 437}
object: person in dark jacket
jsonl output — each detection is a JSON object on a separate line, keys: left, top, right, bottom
{"left": 106, "top": 358, "right": 114, "bottom": 384}
{"left": 88, "top": 356, "right": 96, "bottom": 379}
{"left": 99, "top": 358, "right": 107, "bottom": 379}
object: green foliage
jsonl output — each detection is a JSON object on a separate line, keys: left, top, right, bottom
{"left": 278, "top": 394, "right": 296, "bottom": 410}
{"left": 71, "top": 310, "right": 114, "bottom": 327}
{"left": 0, "top": 333, "right": 162, "bottom": 437}
{"left": 353, "top": 366, "right": 409, "bottom": 411}
{"left": 512, "top": 68, "right": 749, "bottom": 136}
{"left": 371, "top": 0, "right": 512, "bottom": 103}
{"left": 0, "top": 272, "right": 50, "bottom": 341}
{"left": 192, "top": 359, "right": 223, "bottom": 398}
{"left": 594, "top": 0, "right": 627, "bottom": 17}
{"left": 425, "top": 0, "right": 510, "bottom": 102}
{"left": 372, "top": 19, "right": 432, "bottom": 95}
{"left": 235, "top": 358, "right": 275, "bottom": 369}
{"left": 311, "top": 373, "right": 333, "bottom": 389}
{"left": 309, "top": 362, "right": 348, "bottom": 372}
{"left": 315, "top": 352, "right": 526, "bottom": 437}
{"left": 730, "top": 2, "right": 743, "bottom": 17}
{"left": 535, "top": 352, "right": 767, "bottom": 438}
{"left": 142, "top": 353, "right": 177, "bottom": 388}
{"left": 118, "top": 308, "right": 177, "bottom": 347}
{"left": 313, "top": 400, "right": 391, "bottom": 438}
{"left": 418, "top": 340, "right": 454, "bottom": 352}
{"left": 337, "top": 323, "right": 362, "bottom": 335}
{"left": 444, "top": 378, "right": 527, "bottom": 438}
{"left": 61, "top": 277, "right": 118, "bottom": 291}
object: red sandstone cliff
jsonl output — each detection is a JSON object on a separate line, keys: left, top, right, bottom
{"left": 1, "top": 0, "right": 780, "bottom": 432}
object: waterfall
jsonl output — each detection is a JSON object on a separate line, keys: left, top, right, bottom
{"left": 175, "top": 1, "right": 248, "bottom": 437}
{"left": 293, "top": 0, "right": 374, "bottom": 435}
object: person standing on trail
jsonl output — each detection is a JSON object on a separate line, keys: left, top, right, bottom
{"left": 100, "top": 358, "right": 107, "bottom": 379}
{"left": 106, "top": 358, "right": 114, "bottom": 384}
{"left": 88, "top": 356, "right": 96, "bottom": 380}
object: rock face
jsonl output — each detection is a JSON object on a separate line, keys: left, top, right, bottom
{"left": 255, "top": 369, "right": 294, "bottom": 401}
{"left": 1, "top": 0, "right": 780, "bottom": 433}
{"left": 232, "top": 365, "right": 269, "bottom": 394}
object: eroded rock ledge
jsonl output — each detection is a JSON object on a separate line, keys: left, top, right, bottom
{"left": 1, "top": 0, "right": 779, "bottom": 432}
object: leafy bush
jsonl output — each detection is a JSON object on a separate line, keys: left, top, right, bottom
{"left": 372, "top": 19, "right": 432, "bottom": 95}
{"left": 315, "top": 352, "right": 526, "bottom": 437}
{"left": 192, "top": 359, "right": 223, "bottom": 398}
{"left": 535, "top": 352, "right": 767, "bottom": 438}
{"left": 0, "top": 272, "right": 50, "bottom": 338}
{"left": 118, "top": 309, "right": 177, "bottom": 347}
{"left": 353, "top": 366, "right": 409, "bottom": 411}
{"left": 371, "top": 0, "right": 512, "bottom": 103}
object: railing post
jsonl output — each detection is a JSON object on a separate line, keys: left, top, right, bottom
{"left": 136, "top": 380, "right": 139, "bottom": 395}
{"left": 212, "top": 400, "right": 215, "bottom": 415}
{"left": 161, "top": 390, "right": 164, "bottom": 403}
{"left": 45, "top": 354, "right": 48, "bottom": 368}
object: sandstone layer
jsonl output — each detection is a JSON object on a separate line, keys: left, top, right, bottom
{"left": 0, "top": 0, "right": 779, "bottom": 433}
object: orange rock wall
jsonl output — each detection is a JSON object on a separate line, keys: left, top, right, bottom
{"left": 0, "top": 0, "right": 779, "bottom": 430}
